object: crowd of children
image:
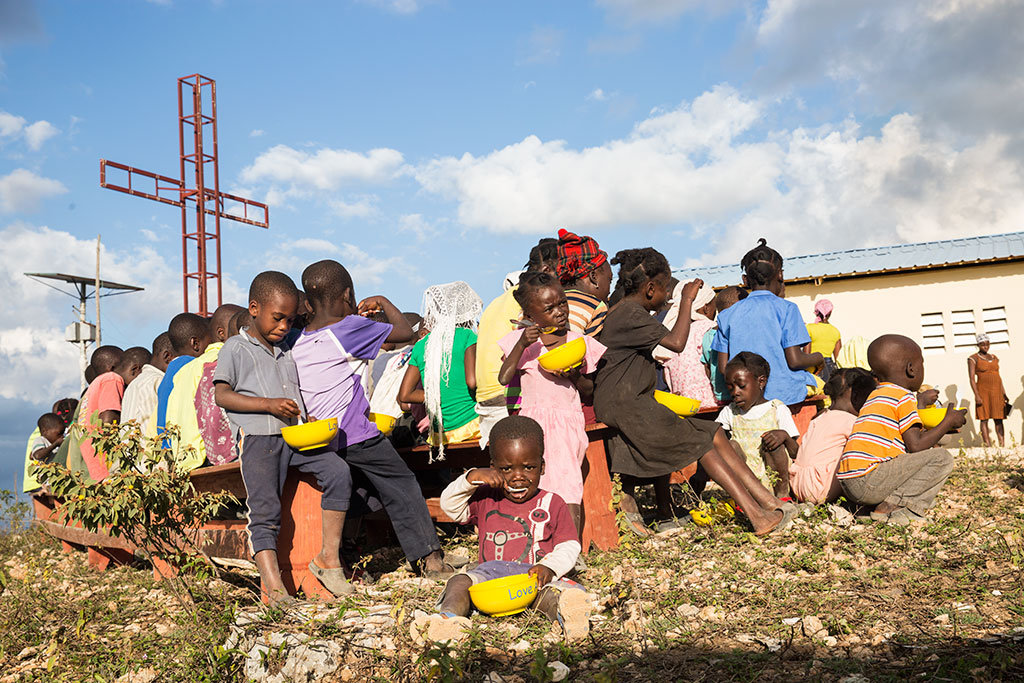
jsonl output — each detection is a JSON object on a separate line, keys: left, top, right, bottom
{"left": 22, "top": 233, "right": 970, "bottom": 628}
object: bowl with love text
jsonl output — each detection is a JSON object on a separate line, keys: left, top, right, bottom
{"left": 654, "top": 391, "right": 701, "bottom": 417}
{"left": 537, "top": 337, "right": 587, "bottom": 372}
{"left": 281, "top": 418, "right": 338, "bottom": 452}
{"left": 468, "top": 574, "right": 539, "bottom": 617}
{"left": 368, "top": 412, "right": 397, "bottom": 435}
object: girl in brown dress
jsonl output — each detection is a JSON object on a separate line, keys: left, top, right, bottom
{"left": 594, "top": 248, "right": 792, "bottom": 537}
{"left": 968, "top": 333, "right": 1008, "bottom": 447}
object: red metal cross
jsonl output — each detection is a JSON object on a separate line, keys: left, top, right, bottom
{"left": 100, "top": 74, "right": 269, "bottom": 317}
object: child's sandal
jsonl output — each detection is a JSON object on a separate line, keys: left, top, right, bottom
{"left": 623, "top": 511, "right": 652, "bottom": 537}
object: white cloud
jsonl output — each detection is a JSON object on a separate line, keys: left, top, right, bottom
{"left": 250, "top": 128, "right": 265, "bottom": 137}
{"left": 0, "top": 111, "right": 26, "bottom": 137}
{"left": 270, "top": 239, "right": 406, "bottom": 287}
{"left": 517, "top": 26, "right": 564, "bottom": 66}
{"left": 240, "top": 144, "right": 404, "bottom": 201}
{"left": 587, "top": 88, "right": 608, "bottom": 102}
{"left": 329, "top": 196, "right": 378, "bottom": 219}
{"left": 0, "top": 110, "right": 59, "bottom": 150}
{"left": 596, "top": 0, "right": 739, "bottom": 23}
{"left": 23, "top": 120, "right": 58, "bottom": 150}
{"left": 411, "top": 82, "right": 1024, "bottom": 270}
{"left": 140, "top": 228, "right": 160, "bottom": 242}
{"left": 750, "top": 0, "right": 1024, "bottom": 139}
{"left": 359, "top": 0, "right": 431, "bottom": 14}
{"left": 0, "top": 169, "right": 68, "bottom": 213}
{"left": 0, "top": 222, "right": 184, "bottom": 403}
{"left": 414, "top": 86, "right": 778, "bottom": 232}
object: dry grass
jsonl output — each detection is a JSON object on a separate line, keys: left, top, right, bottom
{"left": 2, "top": 447, "right": 1023, "bottom": 681}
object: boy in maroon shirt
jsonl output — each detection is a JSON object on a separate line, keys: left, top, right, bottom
{"left": 433, "top": 415, "right": 592, "bottom": 640}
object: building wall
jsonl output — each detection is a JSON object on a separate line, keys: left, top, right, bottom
{"left": 786, "top": 261, "right": 1024, "bottom": 446}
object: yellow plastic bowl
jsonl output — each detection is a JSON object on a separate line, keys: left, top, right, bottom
{"left": 654, "top": 391, "right": 701, "bottom": 417}
{"left": 281, "top": 418, "right": 338, "bottom": 452}
{"left": 468, "top": 574, "right": 539, "bottom": 617}
{"left": 918, "top": 406, "right": 946, "bottom": 429}
{"left": 368, "top": 412, "right": 397, "bottom": 435}
{"left": 537, "top": 337, "right": 587, "bottom": 372}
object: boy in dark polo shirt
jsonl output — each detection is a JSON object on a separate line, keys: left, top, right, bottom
{"left": 214, "top": 271, "right": 355, "bottom": 607}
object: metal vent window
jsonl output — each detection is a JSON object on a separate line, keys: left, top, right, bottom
{"left": 920, "top": 312, "right": 946, "bottom": 355}
{"left": 982, "top": 307, "right": 1010, "bottom": 348}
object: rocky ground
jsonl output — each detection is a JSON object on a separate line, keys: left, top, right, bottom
{"left": 2, "top": 446, "right": 1023, "bottom": 682}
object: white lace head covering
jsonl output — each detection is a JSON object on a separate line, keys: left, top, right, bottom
{"left": 421, "top": 281, "right": 482, "bottom": 459}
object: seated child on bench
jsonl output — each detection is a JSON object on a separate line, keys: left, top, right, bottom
{"left": 214, "top": 271, "right": 355, "bottom": 606}
{"left": 433, "top": 415, "right": 592, "bottom": 640}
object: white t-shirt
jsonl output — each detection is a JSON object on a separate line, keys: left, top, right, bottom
{"left": 716, "top": 399, "right": 800, "bottom": 437}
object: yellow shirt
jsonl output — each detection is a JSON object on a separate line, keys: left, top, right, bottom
{"left": 165, "top": 342, "right": 223, "bottom": 472}
{"left": 806, "top": 322, "right": 841, "bottom": 358}
{"left": 475, "top": 288, "right": 521, "bottom": 402}
{"left": 23, "top": 427, "right": 41, "bottom": 492}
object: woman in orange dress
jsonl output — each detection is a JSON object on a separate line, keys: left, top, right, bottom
{"left": 968, "top": 333, "right": 1008, "bottom": 447}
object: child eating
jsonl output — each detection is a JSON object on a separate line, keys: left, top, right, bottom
{"left": 214, "top": 271, "right": 356, "bottom": 606}
{"left": 432, "top": 415, "right": 592, "bottom": 641}
{"left": 294, "top": 259, "right": 453, "bottom": 579}
{"left": 498, "top": 271, "right": 606, "bottom": 533}
{"left": 837, "top": 334, "right": 967, "bottom": 525}
{"left": 789, "top": 367, "right": 875, "bottom": 504}
{"left": 594, "top": 248, "right": 792, "bottom": 536}
{"left": 716, "top": 352, "right": 801, "bottom": 499}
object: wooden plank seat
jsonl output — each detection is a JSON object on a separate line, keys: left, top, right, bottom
{"left": 33, "top": 395, "right": 824, "bottom": 593}
{"left": 396, "top": 395, "right": 825, "bottom": 552}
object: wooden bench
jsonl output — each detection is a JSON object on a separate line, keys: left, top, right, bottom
{"left": 33, "top": 395, "right": 824, "bottom": 597}
{"left": 396, "top": 395, "right": 826, "bottom": 553}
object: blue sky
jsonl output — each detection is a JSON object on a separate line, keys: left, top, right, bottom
{"left": 2, "top": 0, "right": 1023, "bottom": 494}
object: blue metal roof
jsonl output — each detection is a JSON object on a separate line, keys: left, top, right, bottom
{"left": 672, "top": 231, "right": 1024, "bottom": 289}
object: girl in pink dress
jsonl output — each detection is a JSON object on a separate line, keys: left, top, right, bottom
{"left": 789, "top": 367, "right": 875, "bottom": 503}
{"left": 662, "top": 282, "right": 718, "bottom": 408}
{"left": 497, "top": 272, "right": 606, "bottom": 534}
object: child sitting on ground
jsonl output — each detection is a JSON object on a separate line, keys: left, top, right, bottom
{"left": 713, "top": 239, "right": 823, "bottom": 406}
{"left": 594, "top": 248, "right": 792, "bottom": 536}
{"left": 214, "top": 271, "right": 356, "bottom": 606}
{"left": 716, "top": 352, "right": 801, "bottom": 499}
{"left": 429, "top": 415, "right": 592, "bottom": 641}
{"left": 399, "top": 281, "right": 483, "bottom": 453}
{"left": 789, "top": 367, "right": 875, "bottom": 504}
{"left": 837, "top": 334, "right": 967, "bottom": 525}
{"left": 294, "top": 259, "right": 454, "bottom": 579}
{"left": 498, "top": 272, "right": 606, "bottom": 533}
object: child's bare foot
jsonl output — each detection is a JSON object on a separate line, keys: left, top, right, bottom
{"left": 750, "top": 508, "right": 784, "bottom": 536}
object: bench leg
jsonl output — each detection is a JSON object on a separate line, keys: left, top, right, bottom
{"left": 87, "top": 547, "right": 132, "bottom": 571}
{"left": 274, "top": 470, "right": 334, "bottom": 602}
{"left": 581, "top": 438, "right": 619, "bottom": 552}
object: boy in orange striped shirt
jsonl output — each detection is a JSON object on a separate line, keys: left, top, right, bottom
{"left": 837, "top": 334, "right": 966, "bottom": 525}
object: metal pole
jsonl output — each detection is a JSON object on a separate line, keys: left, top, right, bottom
{"left": 95, "top": 234, "right": 102, "bottom": 346}
{"left": 78, "top": 282, "right": 88, "bottom": 393}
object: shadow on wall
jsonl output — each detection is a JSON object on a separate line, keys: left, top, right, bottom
{"left": 943, "top": 383, "right": 979, "bottom": 447}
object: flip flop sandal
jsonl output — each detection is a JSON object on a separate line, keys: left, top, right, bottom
{"left": 308, "top": 561, "right": 357, "bottom": 596}
{"left": 623, "top": 511, "right": 653, "bottom": 537}
{"left": 554, "top": 589, "right": 593, "bottom": 642}
{"left": 887, "top": 508, "right": 929, "bottom": 526}
{"left": 869, "top": 508, "right": 893, "bottom": 522}
{"left": 653, "top": 518, "right": 690, "bottom": 535}
{"left": 777, "top": 503, "right": 798, "bottom": 531}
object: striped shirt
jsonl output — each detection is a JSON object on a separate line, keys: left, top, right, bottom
{"left": 837, "top": 383, "right": 922, "bottom": 479}
{"left": 566, "top": 290, "right": 608, "bottom": 336}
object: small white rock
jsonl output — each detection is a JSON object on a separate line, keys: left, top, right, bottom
{"left": 550, "top": 661, "right": 570, "bottom": 682}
